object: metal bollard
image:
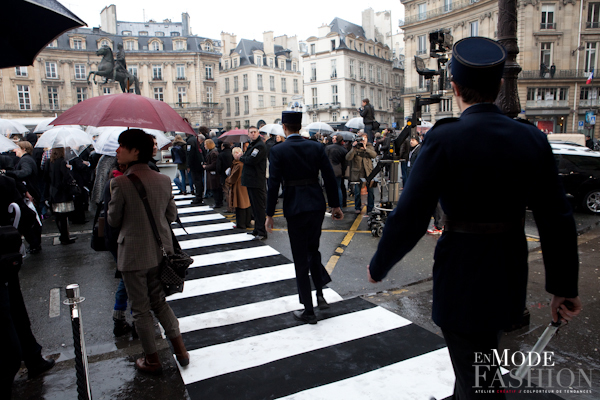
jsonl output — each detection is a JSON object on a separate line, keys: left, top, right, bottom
{"left": 64, "top": 284, "right": 92, "bottom": 400}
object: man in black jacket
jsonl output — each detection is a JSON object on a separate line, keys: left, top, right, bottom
{"left": 187, "top": 128, "right": 207, "bottom": 205}
{"left": 325, "top": 135, "right": 347, "bottom": 208}
{"left": 359, "top": 98, "right": 376, "bottom": 143}
{"left": 241, "top": 126, "right": 268, "bottom": 239}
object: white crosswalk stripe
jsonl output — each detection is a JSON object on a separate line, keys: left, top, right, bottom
{"left": 167, "top": 181, "right": 462, "bottom": 400}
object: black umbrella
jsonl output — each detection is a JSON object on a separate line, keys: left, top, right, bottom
{"left": 3, "top": 0, "right": 86, "bottom": 68}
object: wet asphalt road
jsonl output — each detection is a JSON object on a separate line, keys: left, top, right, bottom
{"left": 10, "top": 187, "right": 600, "bottom": 399}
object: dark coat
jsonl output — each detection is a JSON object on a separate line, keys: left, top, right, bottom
{"left": 170, "top": 141, "right": 187, "bottom": 169}
{"left": 266, "top": 135, "right": 339, "bottom": 217}
{"left": 406, "top": 143, "right": 421, "bottom": 179}
{"left": 5, "top": 154, "right": 40, "bottom": 201}
{"left": 186, "top": 136, "right": 205, "bottom": 171}
{"left": 369, "top": 103, "right": 579, "bottom": 333}
{"left": 204, "top": 148, "right": 220, "bottom": 190}
{"left": 44, "top": 158, "right": 74, "bottom": 204}
{"left": 216, "top": 147, "right": 233, "bottom": 185}
{"left": 240, "top": 137, "right": 267, "bottom": 188}
{"left": 359, "top": 103, "right": 375, "bottom": 124}
{"left": 325, "top": 142, "right": 348, "bottom": 178}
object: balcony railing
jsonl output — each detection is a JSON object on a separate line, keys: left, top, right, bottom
{"left": 525, "top": 100, "right": 569, "bottom": 108}
{"left": 540, "top": 22, "right": 556, "bottom": 29}
{"left": 519, "top": 70, "right": 590, "bottom": 79}
{"left": 587, "top": 21, "right": 600, "bottom": 29}
{"left": 579, "top": 99, "right": 600, "bottom": 107}
{"left": 399, "top": 0, "right": 475, "bottom": 26}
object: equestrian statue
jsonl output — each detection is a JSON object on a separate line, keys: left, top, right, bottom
{"left": 87, "top": 44, "right": 141, "bottom": 94}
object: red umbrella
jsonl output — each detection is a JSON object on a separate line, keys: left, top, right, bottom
{"left": 218, "top": 128, "right": 249, "bottom": 143}
{"left": 51, "top": 93, "right": 196, "bottom": 135}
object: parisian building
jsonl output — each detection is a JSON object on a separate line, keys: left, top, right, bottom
{"left": 400, "top": 0, "right": 597, "bottom": 136}
{"left": 219, "top": 32, "right": 303, "bottom": 130}
{"left": 302, "top": 9, "right": 404, "bottom": 129}
{"left": 0, "top": 5, "right": 223, "bottom": 131}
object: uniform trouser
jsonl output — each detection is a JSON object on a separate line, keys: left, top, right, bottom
{"left": 246, "top": 186, "right": 267, "bottom": 236}
{"left": 441, "top": 329, "right": 505, "bottom": 400}
{"left": 190, "top": 169, "right": 204, "bottom": 202}
{"left": 235, "top": 207, "right": 252, "bottom": 229}
{"left": 23, "top": 220, "right": 42, "bottom": 249}
{"left": 286, "top": 211, "right": 331, "bottom": 314}
{"left": 121, "top": 266, "right": 180, "bottom": 354}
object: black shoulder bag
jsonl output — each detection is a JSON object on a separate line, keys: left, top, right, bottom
{"left": 126, "top": 174, "right": 193, "bottom": 296}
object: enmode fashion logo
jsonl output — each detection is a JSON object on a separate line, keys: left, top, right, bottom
{"left": 472, "top": 350, "right": 594, "bottom": 395}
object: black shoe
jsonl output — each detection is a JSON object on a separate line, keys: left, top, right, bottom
{"left": 254, "top": 235, "right": 267, "bottom": 240}
{"left": 191, "top": 199, "right": 205, "bottom": 205}
{"left": 60, "top": 238, "right": 76, "bottom": 245}
{"left": 27, "top": 246, "right": 42, "bottom": 254}
{"left": 317, "top": 295, "right": 329, "bottom": 310}
{"left": 28, "top": 358, "right": 56, "bottom": 380}
{"left": 113, "top": 319, "right": 133, "bottom": 337}
{"left": 292, "top": 310, "right": 317, "bottom": 324}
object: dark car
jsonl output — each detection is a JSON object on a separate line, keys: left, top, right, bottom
{"left": 551, "top": 143, "right": 600, "bottom": 214}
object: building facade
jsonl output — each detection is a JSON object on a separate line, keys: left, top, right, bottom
{"left": 302, "top": 10, "right": 403, "bottom": 128}
{"left": 219, "top": 32, "right": 303, "bottom": 130}
{"left": 400, "top": 0, "right": 598, "bottom": 136}
{"left": 0, "top": 5, "right": 223, "bottom": 131}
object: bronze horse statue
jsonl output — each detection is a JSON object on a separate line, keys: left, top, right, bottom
{"left": 87, "top": 46, "right": 140, "bottom": 94}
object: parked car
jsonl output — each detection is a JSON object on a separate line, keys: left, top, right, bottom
{"left": 551, "top": 143, "right": 600, "bottom": 214}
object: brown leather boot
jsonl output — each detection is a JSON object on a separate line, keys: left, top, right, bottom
{"left": 135, "top": 352, "right": 162, "bottom": 375}
{"left": 170, "top": 335, "right": 190, "bottom": 366}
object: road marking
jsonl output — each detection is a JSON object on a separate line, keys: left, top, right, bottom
{"left": 49, "top": 288, "right": 60, "bottom": 318}
{"left": 325, "top": 206, "right": 365, "bottom": 273}
{"left": 190, "top": 246, "right": 280, "bottom": 268}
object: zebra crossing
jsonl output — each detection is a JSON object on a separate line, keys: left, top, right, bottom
{"left": 167, "top": 184, "right": 556, "bottom": 400}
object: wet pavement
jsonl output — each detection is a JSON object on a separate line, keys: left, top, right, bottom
{"left": 9, "top": 188, "right": 600, "bottom": 399}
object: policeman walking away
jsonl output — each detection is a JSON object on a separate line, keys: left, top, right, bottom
{"left": 367, "top": 37, "right": 582, "bottom": 399}
{"left": 266, "top": 111, "right": 343, "bottom": 324}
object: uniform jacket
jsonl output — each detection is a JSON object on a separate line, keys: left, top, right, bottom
{"left": 369, "top": 103, "right": 579, "bottom": 333}
{"left": 225, "top": 160, "right": 250, "bottom": 209}
{"left": 204, "top": 148, "right": 220, "bottom": 190}
{"left": 240, "top": 137, "right": 267, "bottom": 188}
{"left": 266, "top": 135, "right": 339, "bottom": 218}
{"left": 345, "top": 143, "right": 377, "bottom": 182}
{"left": 107, "top": 163, "right": 177, "bottom": 272}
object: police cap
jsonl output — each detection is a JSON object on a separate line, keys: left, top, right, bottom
{"left": 282, "top": 111, "right": 302, "bottom": 125}
{"left": 451, "top": 37, "right": 506, "bottom": 90}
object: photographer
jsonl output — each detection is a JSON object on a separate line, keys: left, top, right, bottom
{"left": 358, "top": 99, "right": 376, "bottom": 143}
{"left": 345, "top": 131, "right": 377, "bottom": 214}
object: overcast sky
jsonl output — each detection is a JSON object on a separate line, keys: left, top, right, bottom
{"left": 63, "top": 0, "right": 405, "bottom": 43}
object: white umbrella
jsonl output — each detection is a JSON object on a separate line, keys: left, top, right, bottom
{"left": 419, "top": 120, "right": 434, "bottom": 128}
{"left": 345, "top": 117, "right": 365, "bottom": 130}
{"left": 33, "top": 117, "right": 57, "bottom": 134}
{"left": 259, "top": 124, "right": 285, "bottom": 137}
{"left": 87, "top": 126, "right": 172, "bottom": 156}
{"left": 35, "top": 126, "right": 93, "bottom": 150}
{"left": 0, "top": 119, "right": 29, "bottom": 137}
{"left": 0, "top": 135, "right": 18, "bottom": 153}
{"left": 306, "top": 122, "right": 334, "bottom": 134}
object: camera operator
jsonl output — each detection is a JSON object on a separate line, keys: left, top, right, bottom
{"left": 358, "top": 99, "right": 375, "bottom": 143}
{"left": 345, "top": 131, "right": 377, "bottom": 214}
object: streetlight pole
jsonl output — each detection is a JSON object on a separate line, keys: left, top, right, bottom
{"left": 495, "top": 0, "right": 522, "bottom": 118}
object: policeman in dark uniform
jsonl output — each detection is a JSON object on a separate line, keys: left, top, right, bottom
{"left": 241, "top": 126, "right": 268, "bottom": 239}
{"left": 265, "top": 111, "right": 343, "bottom": 324}
{"left": 367, "top": 37, "right": 582, "bottom": 398}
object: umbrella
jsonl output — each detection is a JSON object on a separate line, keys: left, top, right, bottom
{"left": 345, "top": 117, "right": 365, "bottom": 130}
{"left": 0, "top": 135, "right": 19, "bottom": 153}
{"left": 219, "top": 129, "right": 249, "bottom": 144}
{"left": 35, "top": 126, "right": 93, "bottom": 151}
{"left": 50, "top": 93, "right": 196, "bottom": 136}
{"left": 3, "top": 0, "right": 86, "bottom": 69}
{"left": 259, "top": 124, "right": 285, "bottom": 137}
{"left": 335, "top": 131, "right": 356, "bottom": 141}
{"left": 306, "top": 122, "right": 334, "bottom": 134}
{"left": 0, "top": 119, "right": 29, "bottom": 137}
{"left": 86, "top": 126, "right": 172, "bottom": 156}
